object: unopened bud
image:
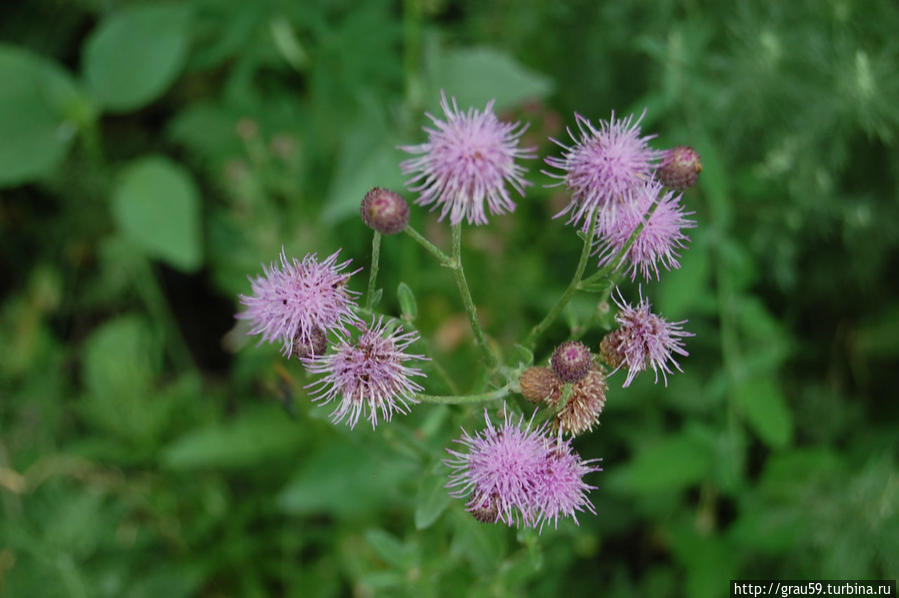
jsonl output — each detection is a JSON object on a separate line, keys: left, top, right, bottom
{"left": 361, "top": 187, "right": 410, "bottom": 235}
{"left": 550, "top": 340, "right": 592, "bottom": 383}
{"left": 520, "top": 366, "right": 560, "bottom": 403}
{"left": 657, "top": 146, "right": 702, "bottom": 190}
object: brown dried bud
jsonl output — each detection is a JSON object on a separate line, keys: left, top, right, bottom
{"left": 548, "top": 369, "right": 608, "bottom": 436}
{"left": 599, "top": 330, "right": 626, "bottom": 369}
{"left": 292, "top": 327, "right": 328, "bottom": 360}
{"left": 520, "top": 366, "right": 561, "bottom": 403}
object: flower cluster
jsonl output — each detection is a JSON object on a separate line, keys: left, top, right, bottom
{"left": 236, "top": 91, "right": 702, "bottom": 533}
{"left": 237, "top": 250, "right": 427, "bottom": 429}
{"left": 444, "top": 408, "right": 599, "bottom": 531}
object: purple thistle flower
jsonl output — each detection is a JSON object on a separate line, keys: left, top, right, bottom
{"left": 445, "top": 407, "right": 599, "bottom": 530}
{"left": 532, "top": 437, "right": 600, "bottom": 531}
{"left": 444, "top": 409, "right": 549, "bottom": 526}
{"left": 400, "top": 91, "right": 536, "bottom": 226}
{"left": 608, "top": 288, "right": 693, "bottom": 388}
{"left": 237, "top": 249, "right": 361, "bottom": 358}
{"left": 543, "top": 110, "right": 662, "bottom": 231}
{"left": 304, "top": 317, "right": 427, "bottom": 429}
{"left": 595, "top": 180, "right": 696, "bottom": 281}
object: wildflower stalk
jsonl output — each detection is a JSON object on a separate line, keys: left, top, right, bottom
{"left": 365, "top": 231, "right": 381, "bottom": 310}
{"left": 416, "top": 385, "right": 510, "bottom": 404}
{"left": 524, "top": 215, "right": 597, "bottom": 349}
{"left": 579, "top": 200, "right": 660, "bottom": 289}
{"left": 451, "top": 222, "right": 499, "bottom": 370}
{"left": 404, "top": 225, "right": 455, "bottom": 268}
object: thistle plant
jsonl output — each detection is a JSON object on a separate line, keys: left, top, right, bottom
{"left": 236, "top": 92, "right": 701, "bottom": 532}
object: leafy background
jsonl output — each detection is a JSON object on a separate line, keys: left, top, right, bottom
{"left": 1, "top": 1, "right": 897, "bottom": 596}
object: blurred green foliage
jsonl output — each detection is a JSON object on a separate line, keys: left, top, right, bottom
{"left": 1, "top": 1, "right": 897, "bottom": 597}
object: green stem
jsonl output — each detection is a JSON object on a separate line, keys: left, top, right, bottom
{"left": 134, "top": 258, "right": 197, "bottom": 372}
{"left": 365, "top": 231, "right": 381, "bottom": 310}
{"left": 579, "top": 200, "right": 661, "bottom": 288}
{"left": 404, "top": 225, "right": 455, "bottom": 268}
{"left": 524, "top": 216, "right": 597, "bottom": 349}
{"left": 451, "top": 222, "right": 498, "bottom": 370}
{"left": 416, "top": 385, "right": 510, "bottom": 405}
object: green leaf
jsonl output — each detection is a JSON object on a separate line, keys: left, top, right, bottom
{"left": 0, "top": 45, "right": 84, "bottom": 186}
{"left": 83, "top": 4, "right": 190, "bottom": 112}
{"left": 113, "top": 155, "right": 202, "bottom": 271}
{"left": 657, "top": 232, "right": 712, "bottom": 316}
{"left": 397, "top": 282, "right": 418, "bottom": 321}
{"left": 323, "top": 131, "right": 406, "bottom": 225}
{"left": 449, "top": 509, "right": 506, "bottom": 573}
{"left": 364, "top": 529, "right": 415, "bottom": 569}
{"left": 733, "top": 376, "right": 793, "bottom": 448}
{"left": 161, "top": 407, "right": 305, "bottom": 470}
{"left": 427, "top": 46, "right": 553, "bottom": 110}
{"left": 606, "top": 428, "right": 714, "bottom": 494}
{"left": 278, "top": 443, "right": 417, "bottom": 517}
{"left": 414, "top": 466, "right": 451, "bottom": 530}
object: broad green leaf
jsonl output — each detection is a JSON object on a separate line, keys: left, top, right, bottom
{"left": 364, "top": 529, "right": 415, "bottom": 569}
{"left": 427, "top": 46, "right": 553, "bottom": 110}
{"left": 449, "top": 509, "right": 506, "bottom": 574}
{"left": 414, "top": 467, "right": 451, "bottom": 530}
{"left": 668, "top": 523, "right": 737, "bottom": 598}
{"left": 657, "top": 233, "right": 712, "bottom": 316}
{"left": 323, "top": 132, "right": 406, "bottom": 225}
{"left": 733, "top": 376, "right": 793, "bottom": 448}
{"left": 606, "top": 429, "right": 714, "bottom": 494}
{"left": 83, "top": 4, "right": 190, "bottom": 112}
{"left": 113, "top": 156, "right": 202, "bottom": 271}
{"left": 0, "top": 45, "right": 84, "bottom": 186}
{"left": 161, "top": 407, "right": 305, "bottom": 470}
{"left": 278, "top": 443, "right": 417, "bottom": 517}
{"left": 82, "top": 314, "right": 160, "bottom": 399}
{"left": 397, "top": 282, "right": 418, "bottom": 321}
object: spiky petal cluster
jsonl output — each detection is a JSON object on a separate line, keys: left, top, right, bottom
{"left": 304, "top": 317, "right": 427, "bottom": 429}
{"left": 532, "top": 437, "right": 600, "bottom": 530}
{"left": 596, "top": 181, "right": 696, "bottom": 281}
{"left": 445, "top": 408, "right": 598, "bottom": 530}
{"left": 544, "top": 110, "right": 662, "bottom": 232}
{"left": 238, "top": 249, "right": 360, "bottom": 358}
{"left": 400, "top": 91, "right": 536, "bottom": 226}
{"left": 607, "top": 289, "right": 693, "bottom": 387}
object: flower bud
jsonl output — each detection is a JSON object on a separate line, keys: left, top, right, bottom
{"left": 657, "top": 146, "right": 702, "bottom": 190}
{"left": 599, "top": 330, "right": 626, "bottom": 369}
{"left": 292, "top": 327, "right": 328, "bottom": 359}
{"left": 361, "top": 187, "right": 410, "bottom": 234}
{"left": 520, "top": 366, "right": 560, "bottom": 403}
{"left": 550, "top": 340, "right": 592, "bottom": 383}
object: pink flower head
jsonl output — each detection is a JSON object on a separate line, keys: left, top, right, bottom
{"left": 532, "top": 437, "right": 600, "bottom": 531}
{"left": 596, "top": 180, "right": 696, "bottom": 281}
{"left": 445, "top": 407, "right": 599, "bottom": 530}
{"left": 543, "top": 110, "right": 662, "bottom": 231}
{"left": 400, "top": 91, "right": 536, "bottom": 226}
{"left": 609, "top": 288, "right": 693, "bottom": 387}
{"left": 238, "top": 249, "right": 361, "bottom": 358}
{"left": 445, "top": 409, "right": 549, "bottom": 526}
{"left": 304, "top": 317, "right": 427, "bottom": 429}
